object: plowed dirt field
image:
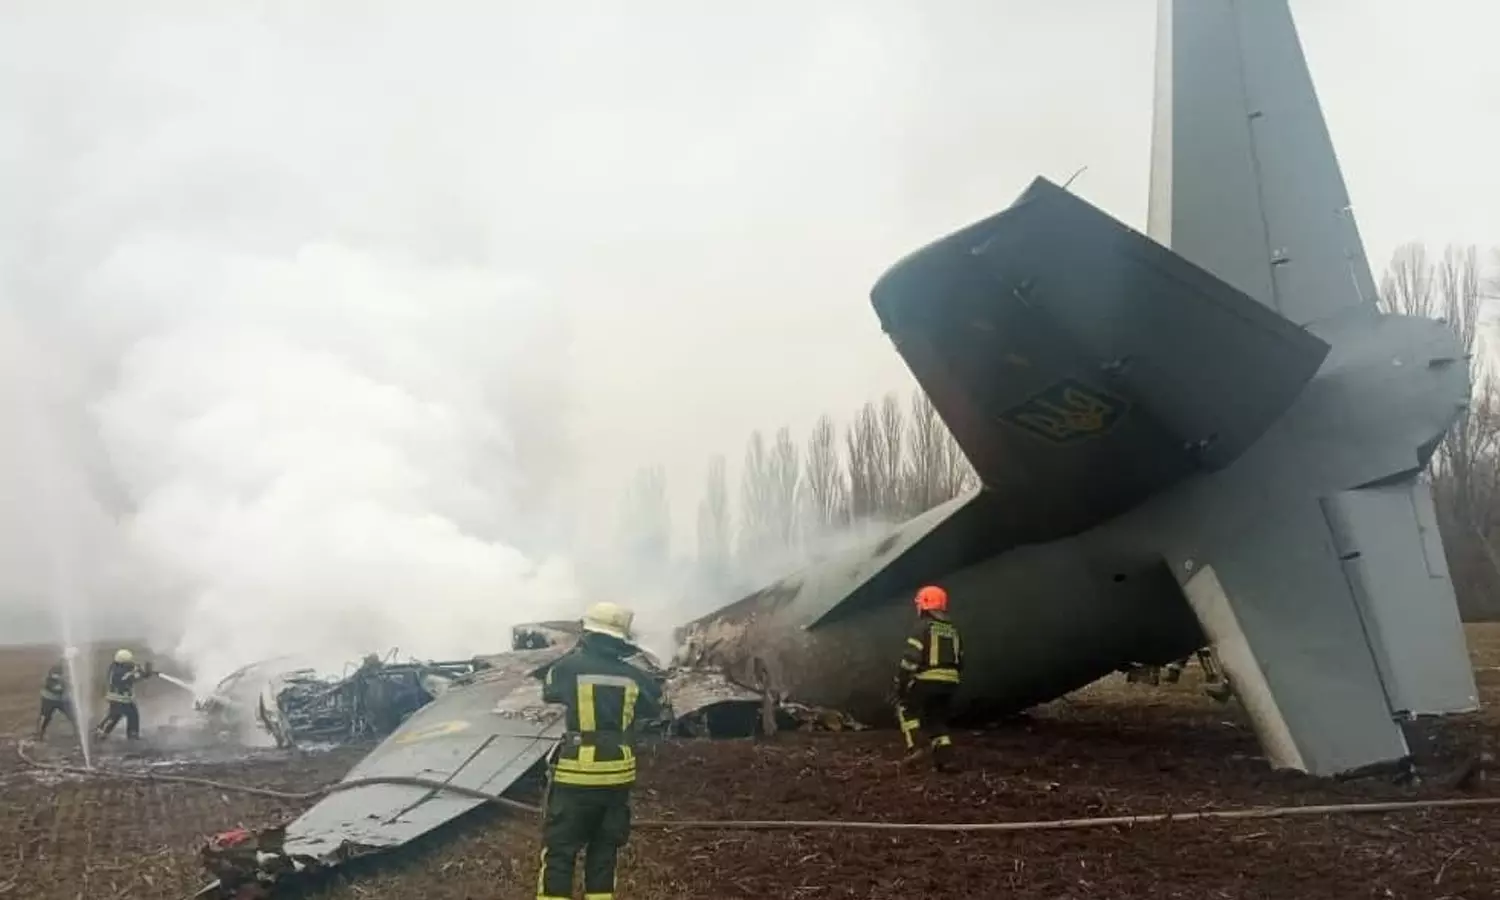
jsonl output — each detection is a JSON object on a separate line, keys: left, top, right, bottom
{"left": 3, "top": 631, "right": 1498, "bottom": 899}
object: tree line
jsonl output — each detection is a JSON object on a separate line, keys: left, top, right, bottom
{"left": 617, "top": 391, "right": 979, "bottom": 594}
{"left": 1380, "top": 243, "right": 1500, "bottom": 620}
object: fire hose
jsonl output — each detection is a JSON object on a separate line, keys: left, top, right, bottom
{"left": 16, "top": 739, "right": 1500, "bottom": 834}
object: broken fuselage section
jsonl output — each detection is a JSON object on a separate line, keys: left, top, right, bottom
{"left": 199, "top": 654, "right": 491, "bottom": 749}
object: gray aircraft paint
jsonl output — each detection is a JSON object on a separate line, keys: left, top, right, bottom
{"left": 679, "top": 0, "right": 1476, "bottom": 777}
{"left": 278, "top": 647, "right": 569, "bottom": 861}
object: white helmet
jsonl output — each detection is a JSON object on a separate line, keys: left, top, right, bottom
{"left": 114, "top": 648, "right": 134, "bottom": 664}
{"left": 581, "top": 602, "right": 635, "bottom": 642}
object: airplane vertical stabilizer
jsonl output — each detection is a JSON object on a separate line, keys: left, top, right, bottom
{"left": 1142, "top": 0, "right": 1477, "bottom": 775}
{"left": 1148, "top": 0, "right": 1380, "bottom": 327}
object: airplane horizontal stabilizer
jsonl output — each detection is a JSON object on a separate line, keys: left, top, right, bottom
{"left": 1323, "top": 478, "right": 1479, "bottom": 717}
{"left": 872, "top": 177, "right": 1330, "bottom": 545}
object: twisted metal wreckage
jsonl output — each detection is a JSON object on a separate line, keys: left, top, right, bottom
{"left": 197, "top": 622, "right": 860, "bottom": 898}
{"left": 201, "top": 0, "right": 1483, "bottom": 894}
{"left": 199, "top": 654, "right": 486, "bottom": 749}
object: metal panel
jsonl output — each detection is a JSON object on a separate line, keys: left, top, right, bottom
{"left": 1148, "top": 0, "right": 1380, "bottom": 326}
{"left": 870, "top": 177, "right": 1329, "bottom": 544}
{"left": 1181, "top": 565, "right": 1303, "bottom": 771}
{"left": 283, "top": 647, "right": 567, "bottom": 859}
{"left": 662, "top": 669, "right": 762, "bottom": 719}
{"left": 1324, "top": 480, "right": 1479, "bottom": 717}
{"left": 1176, "top": 500, "right": 1408, "bottom": 776}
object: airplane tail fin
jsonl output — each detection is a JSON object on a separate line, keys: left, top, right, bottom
{"left": 1149, "top": 0, "right": 1476, "bottom": 777}
{"left": 1148, "top": 0, "right": 1380, "bottom": 327}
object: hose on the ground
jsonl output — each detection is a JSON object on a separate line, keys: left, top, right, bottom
{"left": 16, "top": 739, "right": 1500, "bottom": 834}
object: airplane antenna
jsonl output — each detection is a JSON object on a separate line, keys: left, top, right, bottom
{"left": 1060, "top": 165, "right": 1089, "bottom": 191}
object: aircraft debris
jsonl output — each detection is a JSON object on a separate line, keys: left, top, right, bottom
{"left": 665, "top": 668, "right": 865, "bottom": 737}
{"left": 197, "top": 654, "right": 489, "bottom": 749}
{"left": 197, "top": 631, "right": 862, "bottom": 897}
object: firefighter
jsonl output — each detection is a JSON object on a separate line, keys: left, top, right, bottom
{"left": 536, "top": 601, "right": 664, "bottom": 900}
{"left": 36, "top": 649, "right": 78, "bottom": 741}
{"left": 95, "top": 649, "right": 155, "bottom": 741}
{"left": 894, "top": 584, "right": 963, "bottom": 772}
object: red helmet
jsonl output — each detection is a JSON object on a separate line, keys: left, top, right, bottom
{"left": 914, "top": 585, "right": 948, "bottom": 613}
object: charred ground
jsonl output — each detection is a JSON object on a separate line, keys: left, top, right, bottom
{"left": 2, "top": 633, "right": 1498, "bottom": 899}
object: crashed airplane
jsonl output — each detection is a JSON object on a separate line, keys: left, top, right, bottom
{"left": 681, "top": 0, "right": 1479, "bottom": 779}
{"left": 200, "top": 0, "right": 1479, "bottom": 893}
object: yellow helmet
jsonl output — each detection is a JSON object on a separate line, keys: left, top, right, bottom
{"left": 114, "top": 649, "right": 134, "bottom": 664}
{"left": 581, "top": 602, "right": 635, "bottom": 641}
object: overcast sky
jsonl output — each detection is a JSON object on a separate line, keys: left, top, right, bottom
{"left": 1, "top": 0, "right": 1496, "bottom": 655}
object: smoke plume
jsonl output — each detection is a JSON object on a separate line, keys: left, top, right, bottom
{"left": 1, "top": 2, "right": 1173, "bottom": 685}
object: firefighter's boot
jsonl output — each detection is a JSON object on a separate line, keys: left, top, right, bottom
{"left": 931, "top": 739, "right": 958, "bottom": 773}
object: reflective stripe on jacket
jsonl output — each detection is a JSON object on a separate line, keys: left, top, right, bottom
{"left": 899, "top": 616, "right": 963, "bottom": 685}
{"left": 104, "top": 661, "right": 143, "bottom": 704}
{"left": 542, "top": 633, "right": 663, "bottom": 788}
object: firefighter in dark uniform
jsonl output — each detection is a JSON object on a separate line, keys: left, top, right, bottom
{"left": 537, "top": 601, "right": 663, "bottom": 900}
{"left": 36, "top": 649, "right": 78, "bottom": 741}
{"left": 894, "top": 584, "right": 963, "bottom": 772}
{"left": 95, "top": 648, "right": 155, "bottom": 741}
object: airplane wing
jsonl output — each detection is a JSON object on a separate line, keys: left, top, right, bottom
{"left": 201, "top": 639, "right": 772, "bottom": 895}
{"left": 871, "top": 177, "right": 1331, "bottom": 545}
{"left": 281, "top": 647, "right": 569, "bottom": 859}
{"left": 200, "top": 647, "right": 571, "bottom": 895}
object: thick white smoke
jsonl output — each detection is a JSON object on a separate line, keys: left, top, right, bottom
{"left": 88, "top": 241, "right": 581, "bottom": 685}
{"left": 0, "top": 8, "right": 593, "bottom": 687}
{"left": 5, "top": 2, "right": 1486, "bottom": 693}
{"left": 0, "top": 2, "right": 1179, "bottom": 685}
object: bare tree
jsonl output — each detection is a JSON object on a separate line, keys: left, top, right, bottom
{"left": 695, "top": 454, "right": 732, "bottom": 584}
{"left": 1436, "top": 246, "right": 1487, "bottom": 502}
{"left": 737, "top": 430, "right": 776, "bottom": 562}
{"left": 803, "top": 414, "right": 848, "bottom": 534}
{"left": 901, "top": 389, "right": 983, "bottom": 515}
{"left": 876, "top": 393, "right": 906, "bottom": 517}
{"left": 1380, "top": 242, "right": 1500, "bottom": 620}
{"left": 845, "top": 401, "right": 881, "bottom": 522}
{"left": 618, "top": 464, "right": 670, "bottom": 572}
{"left": 904, "top": 391, "right": 948, "bottom": 515}
{"left": 768, "top": 426, "right": 801, "bottom": 550}
{"left": 941, "top": 423, "right": 982, "bottom": 497}
{"left": 1379, "top": 243, "right": 1436, "bottom": 319}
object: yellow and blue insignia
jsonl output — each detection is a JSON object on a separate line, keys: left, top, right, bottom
{"left": 999, "top": 378, "right": 1129, "bottom": 445}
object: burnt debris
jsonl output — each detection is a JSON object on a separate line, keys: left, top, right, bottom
{"left": 201, "top": 654, "right": 491, "bottom": 749}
